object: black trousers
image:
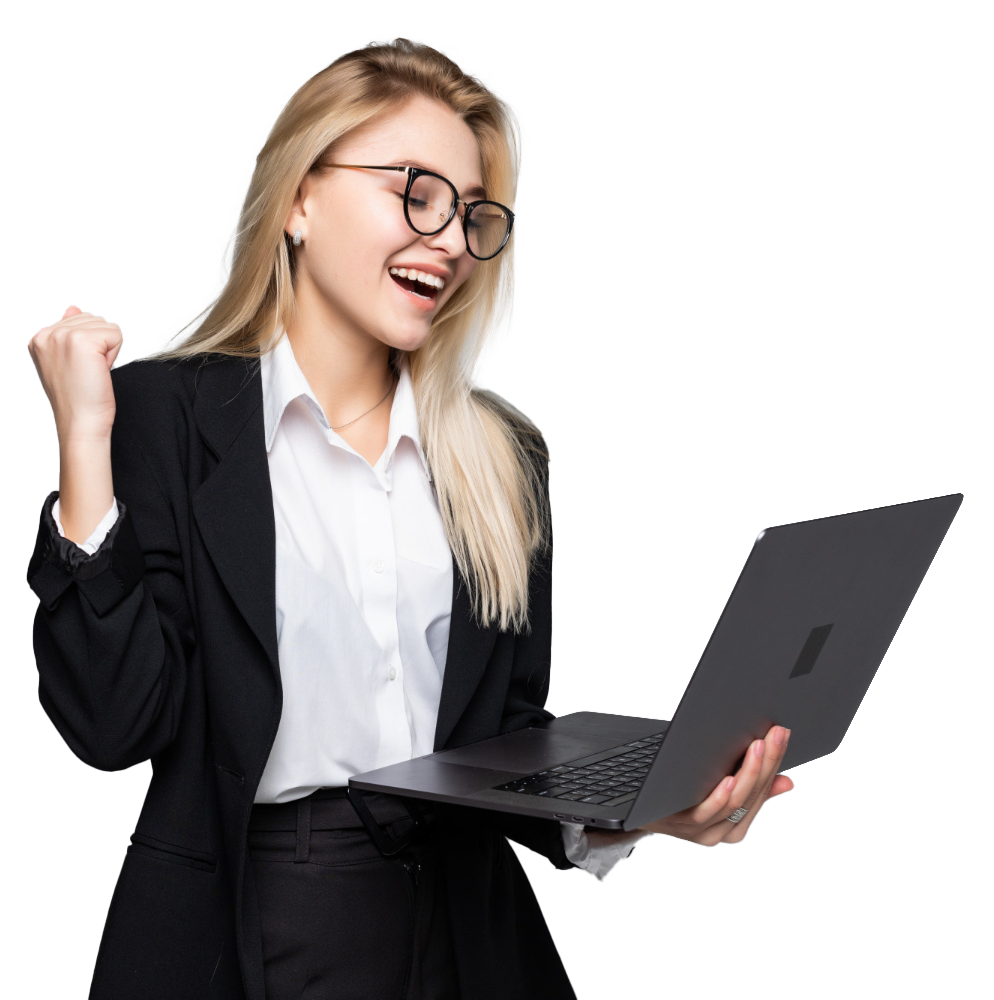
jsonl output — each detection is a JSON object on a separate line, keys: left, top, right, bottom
{"left": 247, "top": 788, "right": 460, "bottom": 1000}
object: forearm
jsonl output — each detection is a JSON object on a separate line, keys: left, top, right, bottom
{"left": 58, "top": 433, "right": 114, "bottom": 546}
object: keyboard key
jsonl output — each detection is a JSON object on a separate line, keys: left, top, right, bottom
{"left": 580, "top": 794, "right": 611, "bottom": 804}
{"left": 604, "top": 791, "right": 638, "bottom": 806}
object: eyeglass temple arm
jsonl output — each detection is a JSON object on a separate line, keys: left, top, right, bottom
{"left": 322, "top": 164, "right": 410, "bottom": 173}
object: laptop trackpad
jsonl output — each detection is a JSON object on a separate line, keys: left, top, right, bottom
{"left": 420, "top": 762, "right": 515, "bottom": 795}
{"left": 432, "top": 729, "right": 613, "bottom": 773}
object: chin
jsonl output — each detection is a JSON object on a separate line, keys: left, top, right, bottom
{"left": 383, "top": 325, "right": 433, "bottom": 354}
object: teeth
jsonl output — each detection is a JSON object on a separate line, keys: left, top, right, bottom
{"left": 389, "top": 267, "right": 445, "bottom": 291}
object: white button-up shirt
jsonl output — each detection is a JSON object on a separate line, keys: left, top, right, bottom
{"left": 52, "top": 333, "right": 648, "bottom": 877}
{"left": 256, "top": 332, "right": 453, "bottom": 801}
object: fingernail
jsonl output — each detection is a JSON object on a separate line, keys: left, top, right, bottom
{"left": 724, "top": 776, "right": 736, "bottom": 791}
{"left": 775, "top": 727, "right": 786, "bottom": 746}
{"left": 753, "top": 740, "right": 765, "bottom": 758}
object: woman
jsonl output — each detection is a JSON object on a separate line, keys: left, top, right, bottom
{"left": 26, "top": 39, "right": 793, "bottom": 1000}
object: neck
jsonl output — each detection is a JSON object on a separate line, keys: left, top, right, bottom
{"left": 285, "top": 275, "right": 395, "bottom": 428}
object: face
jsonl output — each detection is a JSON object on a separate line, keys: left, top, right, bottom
{"left": 285, "top": 95, "right": 486, "bottom": 353}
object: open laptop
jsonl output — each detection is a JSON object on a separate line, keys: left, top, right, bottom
{"left": 349, "top": 494, "right": 962, "bottom": 833}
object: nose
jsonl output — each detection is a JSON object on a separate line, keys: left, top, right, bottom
{"left": 420, "top": 206, "right": 467, "bottom": 259}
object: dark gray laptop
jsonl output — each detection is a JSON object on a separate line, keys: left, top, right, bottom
{"left": 349, "top": 494, "right": 962, "bottom": 834}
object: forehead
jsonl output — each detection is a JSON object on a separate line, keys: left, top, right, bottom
{"left": 336, "top": 95, "right": 485, "bottom": 195}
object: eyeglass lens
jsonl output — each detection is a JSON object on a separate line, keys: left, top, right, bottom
{"left": 407, "top": 172, "right": 510, "bottom": 259}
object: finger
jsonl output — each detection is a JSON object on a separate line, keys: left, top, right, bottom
{"left": 686, "top": 737, "right": 768, "bottom": 837}
{"left": 763, "top": 722, "right": 789, "bottom": 761}
{"left": 718, "top": 737, "right": 768, "bottom": 816}
{"left": 683, "top": 774, "right": 738, "bottom": 826}
{"left": 722, "top": 728, "right": 792, "bottom": 842}
{"left": 727, "top": 772, "right": 794, "bottom": 840}
{"left": 670, "top": 740, "right": 766, "bottom": 823}
{"left": 766, "top": 775, "right": 794, "bottom": 799}
{"left": 51, "top": 312, "right": 106, "bottom": 332}
{"left": 635, "top": 774, "right": 736, "bottom": 836}
{"left": 741, "top": 726, "right": 789, "bottom": 809}
{"left": 31, "top": 312, "right": 104, "bottom": 348}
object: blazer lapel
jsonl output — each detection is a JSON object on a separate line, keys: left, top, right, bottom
{"left": 190, "top": 355, "right": 280, "bottom": 681}
{"left": 433, "top": 564, "right": 499, "bottom": 751}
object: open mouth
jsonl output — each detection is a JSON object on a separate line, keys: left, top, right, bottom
{"left": 389, "top": 267, "right": 443, "bottom": 303}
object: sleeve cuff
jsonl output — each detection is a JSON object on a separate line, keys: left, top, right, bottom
{"left": 27, "top": 490, "right": 145, "bottom": 616}
{"left": 560, "top": 822, "right": 652, "bottom": 881}
{"left": 52, "top": 496, "right": 120, "bottom": 555}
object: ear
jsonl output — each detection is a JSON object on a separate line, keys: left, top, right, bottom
{"left": 284, "top": 174, "right": 316, "bottom": 241}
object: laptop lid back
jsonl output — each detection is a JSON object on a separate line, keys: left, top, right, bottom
{"left": 624, "top": 493, "right": 962, "bottom": 830}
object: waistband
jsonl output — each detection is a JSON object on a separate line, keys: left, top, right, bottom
{"left": 249, "top": 787, "right": 440, "bottom": 857}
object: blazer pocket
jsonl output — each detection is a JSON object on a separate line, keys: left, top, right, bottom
{"left": 214, "top": 762, "right": 245, "bottom": 785}
{"left": 128, "top": 832, "right": 218, "bottom": 873}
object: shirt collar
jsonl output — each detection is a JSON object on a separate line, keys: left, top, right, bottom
{"left": 260, "top": 331, "right": 431, "bottom": 481}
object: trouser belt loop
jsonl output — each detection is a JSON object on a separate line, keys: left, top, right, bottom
{"left": 295, "top": 796, "right": 312, "bottom": 863}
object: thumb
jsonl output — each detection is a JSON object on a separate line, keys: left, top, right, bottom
{"left": 62, "top": 305, "right": 82, "bottom": 319}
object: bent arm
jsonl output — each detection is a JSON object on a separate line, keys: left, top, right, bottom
{"left": 27, "top": 389, "right": 194, "bottom": 772}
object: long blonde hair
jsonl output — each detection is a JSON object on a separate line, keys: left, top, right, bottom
{"left": 151, "top": 39, "right": 548, "bottom": 632}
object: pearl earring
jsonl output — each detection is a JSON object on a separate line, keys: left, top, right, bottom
{"left": 292, "top": 229, "right": 302, "bottom": 246}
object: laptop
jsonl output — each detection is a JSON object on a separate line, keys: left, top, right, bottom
{"left": 349, "top": 494, "right": 962, "bottom": 834}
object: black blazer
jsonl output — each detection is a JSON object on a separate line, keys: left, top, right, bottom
{"left": 27, "top": 353, "right": 578, "bottom": 1000}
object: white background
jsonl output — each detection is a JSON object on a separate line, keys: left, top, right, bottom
{"left": 4, "top": 2, "right": 991, "bottom": 996}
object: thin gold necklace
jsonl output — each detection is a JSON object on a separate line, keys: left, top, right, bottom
{"left": 330, "top": 372, "right": 397, "bottom": 431}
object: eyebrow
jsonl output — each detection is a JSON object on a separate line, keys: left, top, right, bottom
{"left": 390, "top": 159, "right": 487, "bottom": 200}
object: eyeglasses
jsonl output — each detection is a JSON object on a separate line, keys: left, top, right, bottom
{"left": 321, "top": 163, "right": 515, "bottom": 261}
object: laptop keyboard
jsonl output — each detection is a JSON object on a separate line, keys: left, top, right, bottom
{"left": 492, "top": 732, "right": 667, "bottom": 808}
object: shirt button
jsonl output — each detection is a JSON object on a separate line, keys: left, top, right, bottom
{"left": 388, "top": 665, "right": 397, "bottom": 681}
{"left": 372, "top": 558, "right": 386, "bottom": 573}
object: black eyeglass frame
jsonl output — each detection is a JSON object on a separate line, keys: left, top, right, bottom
{"left": 321, "top": 163, "right": 515, "bottom": 261}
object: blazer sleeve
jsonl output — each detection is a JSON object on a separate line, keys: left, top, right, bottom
{"left": 52, "top": 495, "right": 120, "bottom": 554}
{"left": 26, "top": 365, "right": 195, "bottom": 772}
{"left": 479, "top": 428, "right": 580, "bottom": 870}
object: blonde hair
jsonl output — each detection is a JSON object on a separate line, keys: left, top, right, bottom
{"left": 151, "top": 39, "right": 548, "bottom": 632}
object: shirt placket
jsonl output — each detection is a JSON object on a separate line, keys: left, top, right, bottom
{"left": 355, "top": 458, "right": 412, "bottom": 766}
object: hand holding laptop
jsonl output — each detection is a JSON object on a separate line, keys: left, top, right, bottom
{"left": 627, "top": 724, "right": 794, "bottom": 845}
